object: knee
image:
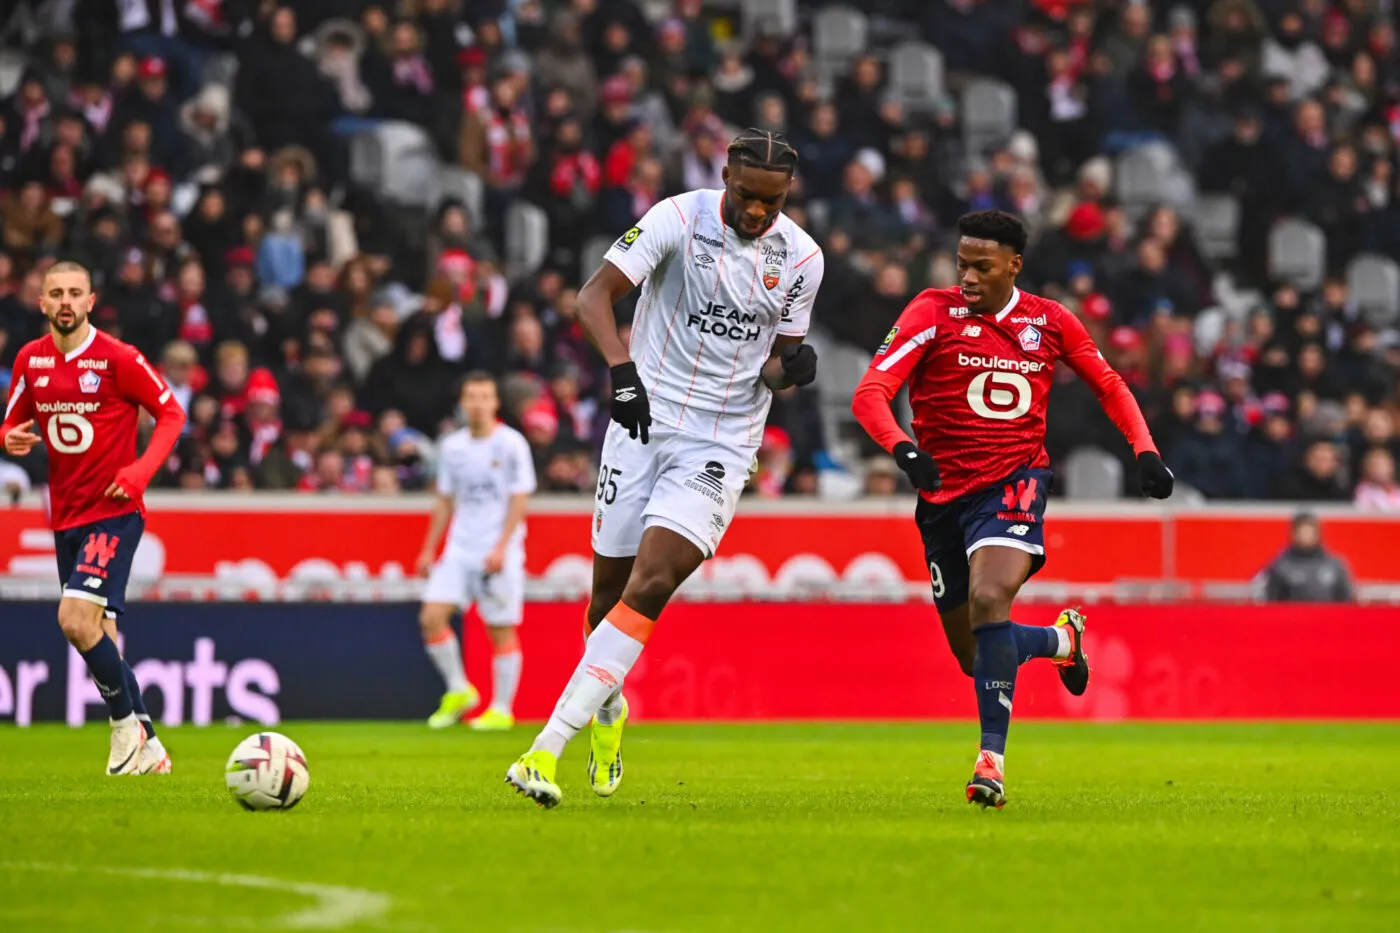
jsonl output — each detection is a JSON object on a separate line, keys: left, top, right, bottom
{"left": 419, "top": 604, "right": 452, "bottom": 638}
{"left": 967, "top": 584, "right": 1014, "bottom": 628}
{"left": 57, "top": 601, "right": 103, "bottom": 648}
{"left": 621, "top": 565, "right": 680, "bottom": 620}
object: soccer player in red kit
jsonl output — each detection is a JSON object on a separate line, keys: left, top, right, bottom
{"left": 852, "top": 212, "right": 1174, "bottom": 809}
{"left": 1, "top": 261, "right": 186, "bottom": 775}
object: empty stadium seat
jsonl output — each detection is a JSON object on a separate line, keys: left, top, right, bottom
{"left": 1267, "top": 218, "right": 1327, "bottom": 291}
{"left": 505, "top": 202, "right": 550, "bottom": 279}
{"left": 1192, "top": 194, "right": 1241, "bottom": 261}
{"left": 0, "top": 48, "right": 25, "bottom": 98}
{"left": 1064, "top": 447, "right": 1123, "bottom": 500}
{"left": 812, "top": 6, "right": 868, "bottom": 68}
{"left": 961, "top": 79, "right": 1017, "bottom": 154}
{"left": 888, "top": 41, "right": 945, "bottom": 113}
{"left": 1347, "top": 253, "right": 1400, "bottom": 328}
{"left": 350, "top": 122, "right": 441, "bottom": 208}
{"left": 1193, "top": 306, "right": 1227, "bottom": 356}
{"left": 741, "top": 0, "right": 798, "bottom": 39}
{"left": 580, "top": 235, "right": 614, "bottom": 284}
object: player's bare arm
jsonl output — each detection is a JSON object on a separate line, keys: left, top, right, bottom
{"left": 417, "top": 492, "right": 454, "bottom": 577}
{"left": 761, "top": 335, "right": 818, "bottom": 391}
{"left": 578, "top": 260, "right": 652, "bottom": 443}
{"left": 487, "top": 492, "right": 530, "bottom": 575}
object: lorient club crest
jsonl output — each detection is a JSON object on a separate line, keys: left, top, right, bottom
{"left": 78, "top": 370, "right": 102, "bottom": 393}
{"left": 1018, "top": 325, "right": 1042, "bottom": 353}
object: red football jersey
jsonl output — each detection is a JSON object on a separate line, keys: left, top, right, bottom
{"left": 854, "top": 287, "right": 1155, "bottom": 503}
{"left": 3, "top": 328, "right": 178, "bottom": 530}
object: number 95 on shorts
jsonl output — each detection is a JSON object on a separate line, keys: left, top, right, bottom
{"left": 591, "top": 423, "right": 754, "bottom": 560}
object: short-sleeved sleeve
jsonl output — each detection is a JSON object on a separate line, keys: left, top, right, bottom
{"left": 435, "top": 440, "right": 458, "bottom": 496}
{"left": 866, "top": 294, "right": 941, "bottom": 382}
{"left": 778, "top": 246, "right": 824, "bottom": 337}
{"left": 602, "top": 196, "right": 690, "bottom": 285}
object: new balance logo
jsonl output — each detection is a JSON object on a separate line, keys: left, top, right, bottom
{"left": 82, "top": 577, "right": 103, "bottom": 589}
{"left": 1006, "top": 524, "right": 1030, "bottom": 537}
{"left": 35, "top": 376, "right": 49, "bottom": 387}
{"left": 962, "top": 325, "right": 982, "bottom": 337}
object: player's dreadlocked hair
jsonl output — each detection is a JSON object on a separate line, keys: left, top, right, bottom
{"left": 957, "top": 210, "right": 1029, "bottom": 254}
{"left": 727, "top": 128, "right": 799, "bottom": 174}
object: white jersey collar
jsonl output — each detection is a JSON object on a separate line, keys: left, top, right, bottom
{"left": 994, "top": 288, "right": 1022, "bottom": 323}
{"left": 63, "top": 325, "right": 98, "bottom": 362}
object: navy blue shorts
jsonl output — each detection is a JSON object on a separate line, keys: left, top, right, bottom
{"left": 54, "top": 511, "right": 145, "bottom": 617}
{"left": 914, "top": 466, "right": 1052, "bottom": 612}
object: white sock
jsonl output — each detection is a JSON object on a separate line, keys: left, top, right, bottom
{"left": 595, "top": 685, "right": 626, "bottom": 725}
{"left": 1053, "top": 627, "right": 1072, "bottom": 661}
{"left": 425, "top": 633, "right": 468, "bottom": 694}
{"left": 491, "top": 651, "right": 522, "bottom": 713}
{"left": 531, "top": 621, "right": 644, "bottom": 756}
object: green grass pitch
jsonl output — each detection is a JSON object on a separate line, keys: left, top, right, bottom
{"left": 1, "top": 722, "right": 1397, "bottom": 932}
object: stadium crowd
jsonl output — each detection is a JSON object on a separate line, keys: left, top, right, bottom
{"left": 0, "top": 0, "right": 1398, "bottom": 506}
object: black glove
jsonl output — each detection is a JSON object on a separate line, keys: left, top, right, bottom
{"left": 893, "top": 441, "right": 942, "bottom": 493}
{"left": 779, "top": 343, "right": 818, "bottom": 387}
{"left": 608, "top": 361, "right": 651, "bottom": 443}
{"left": 1137, "top": 451, "right": 1174, "bottom": 499}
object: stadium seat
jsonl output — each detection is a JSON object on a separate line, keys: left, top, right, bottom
{"left": 1115, "top": 147, "right": 1171, "bottom": 217}
{"left": 505, "top": 202, "right": 550, "bottom": 280}
{"left": 1267, "top": 218, "right": 1327, "bottom": 291}
{"left": 0, "top": 48, "right": 25, "bottom": 98}
{"left": 435, "top": 166, "right": 484, "bottom": 231}
{"left": 961, "top": 79, "right": 1018, "bottom": 155}
{"left": 1346, "top": 254, "right": 1400, "bottom": 328}
{"left": 201, "top": 53, "right": 239, "bottom": 90}
{"left": 812, "top": 6, "right": 868, "bottom": 69}
{"left": 741, "top": 0, "right": 798, "bottom": 39}
{"left": 352, "top": 122, "right": 442, "bottom": 209}
{"left": 1193, "top": 306, "right": 1227, "bottom": 357}
{"left": 1063, "top": 447, "right": 1123, "bottom": 500}
{"left": 581, "top": 235, "right": 614, "bottom": 284}
{"left": 1191, "top": 194, "right": 1241, "bottom": 261}
{"left": 888, "top": 41, "right": 945, "bottom": 113}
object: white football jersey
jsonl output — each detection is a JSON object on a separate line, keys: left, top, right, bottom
{"left": 435, "top": 424, "right": 537, "bottom": 564}
{"left": 603, "top": 189, "right": 824, "bottom": 449}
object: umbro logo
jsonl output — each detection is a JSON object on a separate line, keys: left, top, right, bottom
{"left": 614, "top": 388, "right": 637, "bottom": 402}
{"left": 695, "top": 253, "right": 715, "bottom": 266}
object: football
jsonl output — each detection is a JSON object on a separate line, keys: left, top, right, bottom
{"left": 224, "top": 732, "right": 310, "bottom": 811}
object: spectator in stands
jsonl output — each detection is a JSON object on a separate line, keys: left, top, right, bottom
{"left": 1259, "top": 512, "right": 1354, "bottom": 603}
{"left": 1170, "top": 390, "right": 1249, "bottom": 499}
{"left": 1354, "top": 448, "right": 1400, "bottom": 512}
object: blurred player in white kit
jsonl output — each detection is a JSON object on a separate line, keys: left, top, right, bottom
{"left": 417, "top": 372, "right": 537, "bottom": 730}
{"left": 505, "top": 129, "right": 825, "bottom": 807}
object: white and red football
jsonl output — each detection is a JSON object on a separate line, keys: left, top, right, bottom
{"left": 225, "top": 732, "right": 310, "bottom": 811}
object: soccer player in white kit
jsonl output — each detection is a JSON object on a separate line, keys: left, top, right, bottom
{"left": 417, "top": 372, "right": 537, "bottom": 731}
{"left": 506, "top": 129, "right": 825, "bottom": 807}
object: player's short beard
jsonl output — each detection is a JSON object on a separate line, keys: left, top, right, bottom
{"left": 48, "top": 308, "right": 86, "bottom": 336}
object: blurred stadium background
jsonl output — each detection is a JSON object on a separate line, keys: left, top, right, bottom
{"left": 2, "top": 0, "right": 1399, "bottom": 728}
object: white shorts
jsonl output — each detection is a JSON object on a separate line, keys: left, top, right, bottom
{"left": 422, "top": 553, "right": 525, "bottom": 626}
{"left": 591, "top": 422, "right": 756, "bottom": 560}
